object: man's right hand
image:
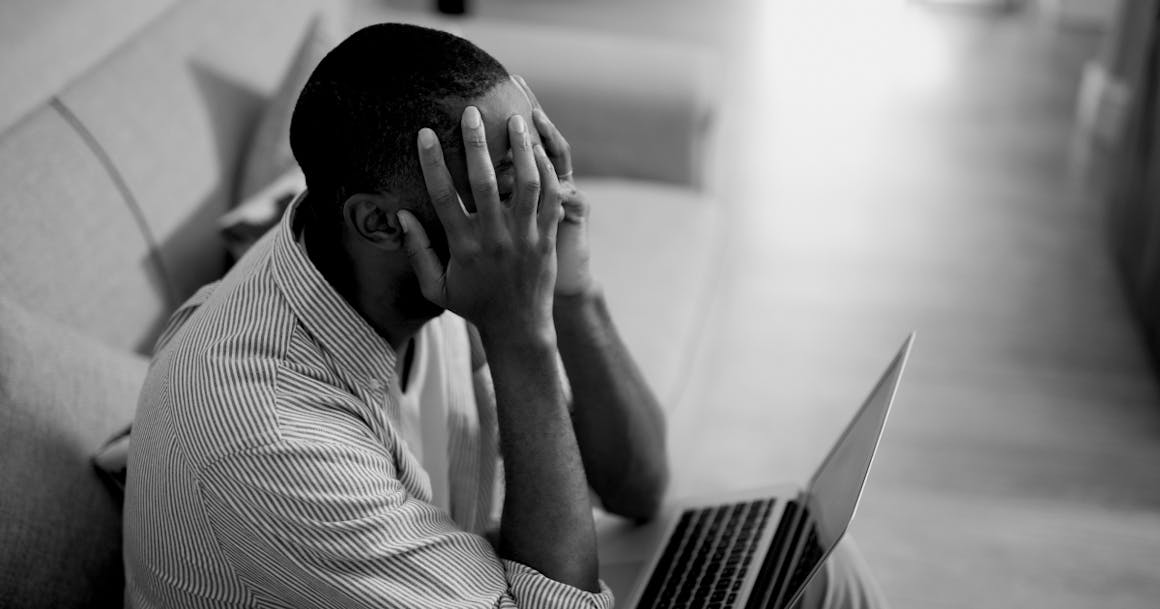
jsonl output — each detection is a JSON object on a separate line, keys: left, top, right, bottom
{"left": 399, "top": 106, "right": 565, "bottom": 341}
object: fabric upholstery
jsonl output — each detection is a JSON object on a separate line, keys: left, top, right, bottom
{"left": 0, "top": 106, "right": 172, "bottom": 353}
{"left": 235, "top": 15, "right": 337, "bottom": 202}
{"left": 0, "top": 297, "right": 147, "bottom": 609}
{"left": 582, "top": 178, "right": 722, "bottom": 405}
{"left": 0, "top": 0, "right": 176, "bottom": 134}
{"left": 220, "top": 167, "right": 305, "bottom": 259}
{"left": 92, "top": 425, "right": 132, "bottom": 501}
{"left": 57, "top": 0, "right": 339, "bottom": 304}
{"left": 463, "top": 21, "right": 719, "bottom": 190}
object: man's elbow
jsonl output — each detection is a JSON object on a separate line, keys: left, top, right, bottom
{"left": 602, "top": 461, "right": 670, "bottom": 522}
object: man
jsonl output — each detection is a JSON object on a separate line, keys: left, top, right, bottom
{"left": 124, "top": 23, "right": 883, "bottom": 609}
{"left": 125, "top": 22, "right": 662, "bottom": 609}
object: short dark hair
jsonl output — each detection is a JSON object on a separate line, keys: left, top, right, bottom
{"left": 290, "top": 23, "right": 509, "bottom": 227}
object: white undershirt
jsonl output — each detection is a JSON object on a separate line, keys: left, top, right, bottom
{"left": 394, "top": 338, "right": 428, "bottom": 466}
{"left": 395, "top": 322, "right": 453, "bottom": 513}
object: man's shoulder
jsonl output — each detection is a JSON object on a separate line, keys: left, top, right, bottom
{"left": 153, "top": 236, "right": 287, "bottom": 351}
{"left": 141, "top": 256, "right": 313, "bottom": 450}
{"left": 145, "top": 314, "right": 382, "bottom": 466}
{"left": 157, "top": 269, "right": 295, "bottom": 378}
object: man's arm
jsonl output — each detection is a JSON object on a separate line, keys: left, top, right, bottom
{"left": 467, "top": 294, "right": 669, "bottom": 523}
{"left": 400, "top": 108, "right": 599, "bottom": 591}
{"left": 199, "top": 428, "right": 611, "bottom": 609}
{"left": 482, "top": 326, "right": 600, "bottom": 591}
{"left": 554, "top": 289, "right": 669, "bottom": 521}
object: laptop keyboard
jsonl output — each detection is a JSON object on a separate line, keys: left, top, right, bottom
{"left": 635, "top": 498, "right": 776, "bottom": 609}
{"left": 784, "top": 521, "right": 823, "bottom": 605}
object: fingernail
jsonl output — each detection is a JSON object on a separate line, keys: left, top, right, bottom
{"left": 418, "top": 128, "right": 436, "bottom": 149}
{"left": 512, "top": 115, "right": 526, "bottom": 134}
{"left": 464, "top": 106, "right": 482, "bottom": 129}
{"left": 396, "top": 211, "right": 410, "bottom": 234}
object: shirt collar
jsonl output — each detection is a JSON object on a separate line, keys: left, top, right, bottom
{"left": 269, "top": 191, "right": 398, "bottom": 390}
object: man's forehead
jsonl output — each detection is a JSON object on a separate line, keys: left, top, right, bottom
{"left": 475, "top": 80, "right": 533, "bottom": 125}
{"left": 464, "top": 80, "right": 538, "bottom": 160}
{"left": 508, "top": 75, "right": 535, "bottom": 107}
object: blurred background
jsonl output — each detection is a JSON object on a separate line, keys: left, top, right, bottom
{"left": 2, "top": 0, "right": 1158, "bottom": 607}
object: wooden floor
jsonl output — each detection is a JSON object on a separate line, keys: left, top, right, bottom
{"left": 396, "top": 0, "right": 1160, "bottom": 605}
{"left": 690, "top": 5, "right": 1160, "bottom": 608}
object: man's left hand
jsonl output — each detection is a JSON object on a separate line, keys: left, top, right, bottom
{"left": 515, "top": 75, "right": 596, "bottom": 296}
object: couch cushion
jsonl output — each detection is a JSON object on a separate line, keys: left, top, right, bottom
{"left": 0, "top": 297, "right": 147, "bottom": 609}
{"left": 0, "top": 106, "right": 172, "bottom": 353}
{"left": 236, "top": 15, "right": 338, "bottom": 202}
{"left": 57, "top": 0, "right": 341, "bottom": 303}
{"left": 582, "top": 179, "right": 723, "bottom": 406}
{"left": 221, "top": 167, "right": 305, "bottom": 260}
{"left": 462, "top": 21, "right": 719, "bottom": 190}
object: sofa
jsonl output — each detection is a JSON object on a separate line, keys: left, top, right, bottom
{"left": 0, "top": 1, "right": 722, "bottom": 607}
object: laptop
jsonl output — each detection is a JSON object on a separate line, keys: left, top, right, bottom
{"left": 595, "top": 334, "right": 914, "bottom": 609}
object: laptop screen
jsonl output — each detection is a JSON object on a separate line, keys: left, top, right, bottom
{"left": 782, "top": 335, "right": 913, "bottom": 606}
{"left": 807, "top": 334, "right": 911, "bottom": 549}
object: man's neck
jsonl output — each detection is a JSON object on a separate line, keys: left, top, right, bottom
{"left": 302, "top": 223, "right": 425, "bottom": 353}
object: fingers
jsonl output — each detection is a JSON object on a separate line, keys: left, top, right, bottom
{"left": 560, "top": 190, "right": 589, "bottom": 223}
{"left": 534, "top": 144, "right": 564, "bottom": 240}
{"left": 531, "top": 108, "right": 573, "bottom": 181}
{"left": 514, "top": 75, "right": 573, "bottom": 181}
{"left": 508, "top": 114, "right": 539, "bottom": 227}
{"left": 416, "top": 128, "right": 470, "bottom": 239}
{"left": 461, "top": 106, "right": 504, "bottom": 238}
{"left": 397, "top": 210, "right": 446, "bottom": 306}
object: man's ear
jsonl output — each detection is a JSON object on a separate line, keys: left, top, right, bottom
{"left": 342, "top": 193, "right": 405, "bottom": 250}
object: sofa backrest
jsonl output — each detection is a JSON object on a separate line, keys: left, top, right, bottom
{"left": 0, "top": 0, "right": 333, "bottom": 354}
{"left": 0, "top": 0, "right": 179, "bottom": 137}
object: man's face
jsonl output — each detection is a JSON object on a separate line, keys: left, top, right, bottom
{"left": 441, "top": 78, "right": 544, "bottom": 213}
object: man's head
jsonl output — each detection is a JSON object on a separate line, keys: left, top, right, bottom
{"left": 291, "top": 23, "right": 508, "bottom": 226}
{"left": 290, "top": 23, "right": 542, "bottom": 329}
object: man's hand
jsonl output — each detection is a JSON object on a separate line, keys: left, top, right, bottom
{"left": 399, "top": 106, "right": 564, "bottom": 340}
{"left": 514, "top": 76, "right": 596, "bottom": 296}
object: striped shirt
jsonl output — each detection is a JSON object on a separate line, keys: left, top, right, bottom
{"left": 123, "top": 193, "right": 614, "bottom": 609}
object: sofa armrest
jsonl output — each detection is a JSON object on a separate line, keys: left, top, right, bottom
{"left": 462, "top": 21, "right": 719, "bottom": 190}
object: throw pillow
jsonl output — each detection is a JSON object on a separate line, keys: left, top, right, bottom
{"left": 220, "top": 166, "right": 305, "bottom": 259}
{"left": 92, "top": 425, "right": 132, "bottom": 499}
{"left": 0, "top": 297, "right": 147, "bottom": 609}
{"left": 234, "top": 14, "right": 336, "bottom": 202}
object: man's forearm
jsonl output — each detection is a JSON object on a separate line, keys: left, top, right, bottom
{"left": 481, "top": 327, "right": 601, "bottom": 593}
{"left": 554, "top": 290, "right": 670, "bottom": 520}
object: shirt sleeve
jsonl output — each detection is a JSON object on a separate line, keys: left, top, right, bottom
{"left": 198, "top": 436, "right": 614, "bottom": 609}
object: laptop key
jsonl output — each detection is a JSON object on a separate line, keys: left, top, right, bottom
{"left": 635, "top": 500, "right": 777, "bottom": 609}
